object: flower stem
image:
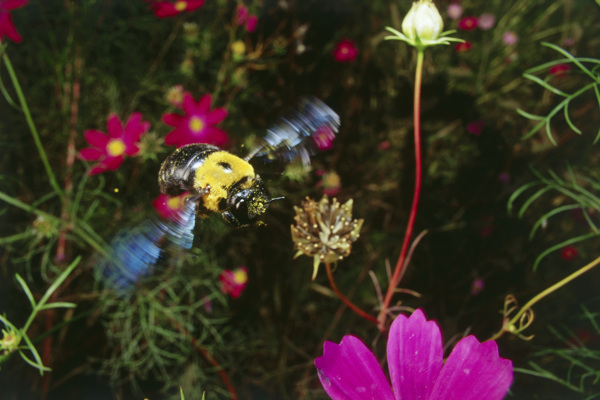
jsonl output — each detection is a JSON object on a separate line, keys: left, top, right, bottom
{"left": 2, "top": 52, "right": 63, "bottom": 201}
{"left": 325, "top": 263, "right": 378, "bottom": 324}
{"left": 489, "top": 255, "right": 600, "bottom": 341}
{"left": 377, "top": 49, "right": 425, "bottom": 330}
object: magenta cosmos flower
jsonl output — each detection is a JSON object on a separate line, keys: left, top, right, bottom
{"left": 0, "top": 0, "right": 28, "bottom": 43}
{"left": 150, "top": 0, "right": 204, "bottom": 18}
{"left": 458, "top": 16, "right": 478, "bottom": 30}
{"left": 219, "top": 267, "right": 248, "bottom": 298}
{"left": 315, "top": 309, "right": 513, "bottom": 400}
{"left": 79, "top": 112, "right": 150, "bottom": 175}
{"left": 332, "top": 38, "right": 358, "bottom": 62}
{"left": 163, "top": 92, "right": 229, "bottom": 148}
{"left": 153, "top": 192, "right": 191, "bottom": 220}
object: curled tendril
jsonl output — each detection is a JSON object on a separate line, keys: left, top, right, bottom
{"left": 501, "top": 294, "right": 535, "bottom": 341}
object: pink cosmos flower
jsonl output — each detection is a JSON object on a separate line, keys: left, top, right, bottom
{"left": 150, "top": 0, "right": 205, "bottom": 18}
{"left": 79, "top": 112, "right": 150, "bottom": 175}
{"left": 446, "top": 3, "right": 462, "bottom": 20}
{"left": 471, "top": 277, "right": 485, "bottom": 296}
{"left": 332, "top": 38, "right": 358, "bottom": 62}
{"left": 153, "top": 192, "right": 191, "bottom": 220}
{"left": 502, "top": 31, "right": 518, "bottom": 45}
{"left": 455, "top": 41, "right": 471, "bottom": 52}
{"left": 315, "top": 309, "right": 513, "bottom": 400}
{"left": 478, "top": 13, "right": 495, "bottom": 30}
{"left": 0, "top": 0, "right": 28, "bottom": 43}
{"left": 312, "top": 125, "right": 336, "bottom": 150}
{"left": 166, "top": 84, "right": 185, "bottom": 108}
{"left": 316, "top": 170, "right": 341, "bottom": 197}
{"left": 219, "top": 267, "right": 248, "bottom": 298}
{"left": 162, "top": 92, "right": 229, "bottom": 148}
{"left": 458, "top": 16, "right": 478, "bottom": 30}
{"left": 235, "top": 5, "right": 258, "bottom": 33}
{"left": 467, "top": 120, "right": 484, "bottom": 135}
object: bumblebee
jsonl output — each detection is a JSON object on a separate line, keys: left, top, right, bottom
{"left": 158, "top": 98, "right": 340, "bottom": 229}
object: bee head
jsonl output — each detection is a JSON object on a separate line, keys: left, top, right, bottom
{"left": 223, "top": 176, "right": 282, "bottom": 229}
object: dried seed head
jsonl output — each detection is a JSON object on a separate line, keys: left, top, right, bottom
{"left": 290, "top": 195, "right": 364, "bottom": 280}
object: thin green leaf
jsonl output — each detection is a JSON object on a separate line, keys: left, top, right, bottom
{"left": 521, "top": 119, "right": 547, "bottom": 141}
{"left": 20, "top": 334, "right": 50, "bottom": 375}
{"left": 508, "top": 181, "right": 542, "bottom": 214}
{"left": 533, "top": 232, "right": 598, "bottom": 271}
{"left": 563, "top": 101, "right": 582, "bottom": 134}
{"left": 38, "top": 302, "right": 76, "bottom": 311}
{"left": 542, "top": 42, "right": 598, "bottom": 82}
{"left": 0, "top": 232, "right": 33, "bottom": 245}
{"left": 37, "top": 256, "right": 80, "bottom": 308}
{"left": 15, "top": 274, "right": 36, "bottom": 309}
{"left": 523, "top": 73, "right": 568, "bottom": 97}
{"left": 529, "top": 204, "right": 580, "bottom": 240}
{"left": 545, "top": 118, "right": 557, "bottom": 145}
{"left": 516, "top": 108, "right": 545, "bottom": 121}
{"left": 519, "top": 186, "right": 553, "bottom": 218}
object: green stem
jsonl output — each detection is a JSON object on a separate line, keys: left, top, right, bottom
{"left": 489, "top": 255, "right": 600, "bottom": 341}
{"left": 2, "top": 52, "right": 63, "bottom": 201}
{"left": 377, "top": 48, "right": 425, "bottom": 330}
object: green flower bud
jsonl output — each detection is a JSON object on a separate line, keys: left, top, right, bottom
{"left": 401, "top": 0, "right": 444, "bottom": 43}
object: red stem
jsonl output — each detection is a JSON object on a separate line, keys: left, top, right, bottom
{"left": 377, "top": 49, "right": 425, "bottom": 330}
{"left": 325, "top": 263, "right": 378, "bottom": 324}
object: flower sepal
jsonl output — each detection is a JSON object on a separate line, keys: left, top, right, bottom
{"left": 384, "top": 26, "right": 463, "bottom": 50}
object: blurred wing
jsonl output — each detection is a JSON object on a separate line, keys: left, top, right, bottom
{"left": 95, "top": 199, "right": 197, "bottom": 294}
{"left": 244, "top": 97, "right": 340, "bottom": 171}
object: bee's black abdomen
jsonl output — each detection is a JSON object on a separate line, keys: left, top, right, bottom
{"left": 158, "top": 143, "right": 220, "bottom": 196}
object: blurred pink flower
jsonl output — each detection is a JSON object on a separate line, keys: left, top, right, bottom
{"left": 166, "top": 84, "right": 185, "bottom": 108}
{"left": 561, "top": 245, "right": 578, "bottom": 261}
{"left": 467, "top": 120, "right": 484, "bottom": 135}
{"left": 79, "top": 112, "right": 150, "bottom": 175}
{"left": 471, "top": 277, "right": 485, "bottom": 295}
{"left": 550, "top": 63, "right": 570, "bottom": 77}
{"left": 153, "top": 192, "right": 190, "bottom": 220}
{"left": 379, "top": 140, "right": 391, "bottom": 150}
{"left": 455, "top": 41, "right": 472, "bottom": 52}
{"left": 332, "top": 38, "right": 358, "bottom": 62}
{"left": 458, "top": 16, "right": 478, "bottom": 30}
{"left": 498, "top": 172, "right": 510, "bottom": 184}
{"left": 502, "top": 31, "right": 518, "bottom": 45}
{"left": 477, "top": 13, "right": 495, "bottom": 30}
{"left": 219, "top": 267, "right": 248, "bottom": 298}
{"left": 312, "top": 125, "right": 336, "bottom": 150}
{"left": 315, "top": 309, "right": 513, "bottom": 400}
{"left": 245, "top": 15, "right": 258, "bottom": 33}
{"left": 316, "top": 170, "right": 341, "bottom": 196}
{"left": 0, "top": 0, "right": 28, "bottom": 43}
{"left": 150, "top": 0, "right": 205, "bottom": 18}
{"left": 446, "top": 3, "right": 462, "bottom": 20}
{"left": 162, "top": 92, "right": 229, "bottom": 148}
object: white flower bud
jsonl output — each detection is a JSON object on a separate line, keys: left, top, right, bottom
{"left": 401, "top": 0, "right": 444, "bottom": 42}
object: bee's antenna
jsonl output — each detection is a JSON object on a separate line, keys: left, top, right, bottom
{"left": 268, "top": 196, "right": 285, "bottom": 204}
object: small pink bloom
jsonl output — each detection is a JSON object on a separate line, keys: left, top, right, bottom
{"left": 502, "top": 31, "right": 518, "bottom": 46}
{"left": 315, "top": 309, "right": 513, "bottom": 400}
{"left": 245, "top": 15, "right": 258, "bottom": 33}
{"left": 235, "top": 4, "right": 249, "bottom": 26}
{"left": 79, "top": 112, "right": 150, "bottom": 175}
{"left": 150, "top": 0, "right": 205, "bottom": 18}
{"left": 446, "top": 3, "right": 462, "bottom": 20}
{"left": 550, "top": 63, "right": 570, "bottom": 77}
{"left": 332, "top": 38, "right": 358, "bottom": 63}
{"left": 561, "top": 245, "right": 578, "bottom": 261}
{"left": 458, "top": 16, "right": 478, "bottom": 30}
{"left": 471, "top": 278, "right": 485, "bottom": 296}
{"left": 162, "top": 92, "right": 229, "bottom": 148}
{"left": 498, "top": 172, "right": 510, "bottom": 184}
{"left": 312, "top": 126, "right": 336, "bottom": 150}
{"left": 455, "top": 41, "right": 472, "bottom": 52}
{"left": 153, "top": 192, "right": 191, "bottom": 220}
{"left": 166, "top": 84, "right": 185, "bottom": 108}
{"left": 467, "top": 120, "right": 484, "bottom": 135}
{"left": 477, "top": 13, "right": 495, "bottom": 30}
{"left": 316, "top": 170, "right": 341, "bottom": 197}
{"left": 378, "top": 140, "right": 391, "bottom": 150}
{"left": 219, "top": 267, "right": 248, "bottom": 298}
{"left": 0, "top": 0, "right": 28, "bottom": 43}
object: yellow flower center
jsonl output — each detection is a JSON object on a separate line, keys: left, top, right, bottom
{"left": 189, "top": 116, "right": 204, "bottom": 133}
{"left": 340, "top": 47, "right": 348, "bottom": 54}
{"left": 175, "top": 1, "right": 187, "bottom": 12}
{"left": 231, "top": 40, "right": 246, "bottom": 55}
{"left": 233, "top": 269, "right": 248, "bottom": 284}
{"left": 107, "top": 138, "right": 126, "bottom": 157}
{"left": 167, "top": 196, "right": 182, "bottom": 210}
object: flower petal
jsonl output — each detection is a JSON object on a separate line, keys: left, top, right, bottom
{"left": 162, "top": 112, "right": 184, "bottom": 128}
{"left": 84, "top": 130, "right": 109, "bottom": 148}
{"left": 78, "top": 147, "right": 103, "bottom": 161}
{"left": 0, "top": 11, "right": 22, "bottom": 42}
{"left": 2, "top": 0, "right": 29, "bottom": 10}
{"left": 315, "top": 336, "right": 395, "bottom": 400}
{"left": 204, "top": 107, "right": 228, "bottom": 124}
{"left": 106, "top": 114, "right": 124, "bottom": 138}
{"left": 429, "top": 336, "right": 513, "bottom": 400}
{"left": 387, "top": 309, "right": 443, "bottom": 400}
{"left": 196, "top": 94, "right": 212, "bottom": 114}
